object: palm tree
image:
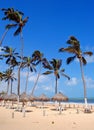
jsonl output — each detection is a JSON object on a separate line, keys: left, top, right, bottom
{"left": 31, "top": 50, "right": 50, "bottom": 95}
{"left": 1, "top": 46, "right": 19, "bottom": 68}
{"left": 22, "top": 56, "right": 36, "bottom": 93}
{"left": 3, "top": 69, "right": 16, "bottom": 94}
{"left": 0, "top": 8, "right": 24, "bottom": 46}
{"left": 43, "top": 58, "right": 70, "bottom": 94}
{"left": 59, "top": 36, "right": 93, "bottom": 107}
{"left": 1, "top": 8, "right": 29, "bottom": 96}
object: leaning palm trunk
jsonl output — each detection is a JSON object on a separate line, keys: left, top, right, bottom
{"left": 0, "top": 29, "right": 8, "bottom": 46}
{"left": 79, "top": 59, "right": 87, "bottom": 107}
{"left": 25, "top": 67, "right": 29, "bottom": 93}
{"left": 31, "top": 63, "right": 42, "bottom": 95}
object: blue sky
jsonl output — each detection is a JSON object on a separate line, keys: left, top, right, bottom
{"left": 0, "top": 0, "right": 94, "bottom": 98}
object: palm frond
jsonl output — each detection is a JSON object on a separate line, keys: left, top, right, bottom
{"left": 61, "top": 73, "right": 70, "bottom": 80}
{"left": 59, "top": 48, "right": 64, "bottom": 52}
{"left": 5, "top": 23, "right": 17, "bottom": 29}
{"left": 59, "top": 46, "right": 77, "bottom": 54}
{"left": 14, "top": 27, "right": 21, "bottom": 36}
{"left": 42, "top": 71, "right": 53, "bottom": 75}
{"left": 66, "top": 56, "right": 76, "bottom": 64}
{"left": 82, "top": 57, "right": 87, "bottom": 65}
{"left": 83, "top": 51, "right": 93, "bottom": 56}
{"left": 67, "top": 36, "right": 80, "bottom": 46}
{"left": 60, "top": 68, "right": 65, "bottom": 72}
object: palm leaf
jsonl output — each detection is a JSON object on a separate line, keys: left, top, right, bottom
{"left": 66, "top": 56, "right": 76, "bottom": 64}
{"left": 67, "top": 36, "right": 80, "bottom": 46}
{"left": 14, "top": 26, "right": 21, "bottom": 36}
{"left": 83, "top": 51, "right": 93, "bottom": 56}
{"left": 42, "top": 71, "right": 53, "bottom": 75}
{"left": 82, "top": 57, "right": 87, "bottom": 65}
{"left": 59, "top": 46, "right": 76, "bottom": 54}
{"left": 61, "top": 73, "right": 70, "bottom": 80}
{"left": 5, "top": 23, "right": 17, "bottom": 29}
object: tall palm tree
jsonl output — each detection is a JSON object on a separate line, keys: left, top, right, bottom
{"left": 3, "top": 69, "right": 16, "bottom": 94}
{"left": 43, "top": 58, "right": 70, "bottom": 94}
{"left": 1, "top": 8, "right": 29, "bottom": 96}
{"left": 59, "top": 36, "right": 93, "bottom": 106}
{"left": 0, "top": 8, "right": 24, "bottom": 46}
{"left": 22, "top": 56, "right": 36, "bottom": 93}
{"left": 31, "top": 50, "right": 50, "bottom": 95}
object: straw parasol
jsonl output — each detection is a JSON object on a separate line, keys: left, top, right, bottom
{"left": 38, "top": 93, "right": 50, "bottom": 102}
{"left": 51, "top": 92, "right": 68, "bottom": 114}
{"left": 38, "top": 93, "right": 50, "bottom": 116}
{"left": 20, "top": 92, "right": 29, "bottom": 103}
{"left": 51, "top": 92, "right": 68, "bottom": 102}
{"left": 38, "top": 93, "right": 50, "bottom": 107}
{"left": 8, "top": 93, "right": 18, "bottom": 101}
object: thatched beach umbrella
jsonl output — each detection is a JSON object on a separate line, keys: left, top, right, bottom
{"left": 8, "top": 93, "right": 18, "bottom": 101}
{"left": 20, "top": 92, "right": 29, "bottom": 103}
{"left": 51, "top": 92, "right": 68, "bottom": 114}
{"left": 38, "top": 93, "right": 50, "bottom": 102}
{"left": 52, "top": 92, "right": 68, "bottom": 102}
{"left": 3, "top": 94, "right": 9, "bottom": 101}
{"left": 38, "top": 93, "right": 50, "bottom": 107}
{"left": 19, "top": 92, "right": 30, "bottom": 117}
{"left": 38, "top": 94, "right": 50, "bottom": 116}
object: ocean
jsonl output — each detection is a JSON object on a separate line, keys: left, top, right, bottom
{"left": 68, "top": 98, "right": 94, "bottom": 104}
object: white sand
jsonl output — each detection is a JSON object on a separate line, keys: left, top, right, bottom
{"left": 0, "top": 102, "right": 94, "bottom": 130}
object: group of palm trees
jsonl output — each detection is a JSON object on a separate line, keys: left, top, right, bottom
{"left": 0, "top": 8, "right": 93, "bottom": 107}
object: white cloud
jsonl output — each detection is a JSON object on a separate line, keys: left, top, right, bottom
{"left": 85, "top": 76, "right": 94, "bottom": 88}
{"left": 29, "top": 74, "right": 49, "bottom": 83}
{"left": 65, "top": 77, "right": 78, "bottom": 86}
{"left": 85, "top": 55, "right": 94, "bottom": 63}
{"left": 36, "top": 84, "right": 54, "bottom": 93}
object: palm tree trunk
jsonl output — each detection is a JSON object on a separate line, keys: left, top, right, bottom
{"left": 25, "top": 67, "right": 29, "bottom": 93}
{"left": 6, "top": 80, "right": 10, "bottom": 94}
{"left": 55, "top": 77, "right": 58, "bottom": 94}
{"left": 17, "top": 66, "right": 21, "bottom": 96}
{"left": 10, "top": 80, "right": 12, "bottom": 94}
{"left": 31, "top": 63, "right": 42, "bottom": 95}
{"left": 20, "top": 32, "right": 24, "bottom": 58}
{"left": 17, "top": 32, "right": 24, "bottom": 96}
{"left": 79, "top": 59, "right": 87, "bottom": 107}
{"left": 0, "top": 29, "right": 8, "bottom": 46}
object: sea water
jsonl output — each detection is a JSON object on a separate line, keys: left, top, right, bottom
{"left": 68, "top": 98, "right": 94, "bottom": 104}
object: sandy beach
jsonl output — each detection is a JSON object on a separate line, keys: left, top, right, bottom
{"left": 0, "top": 101, "right": 94, "bottom": 130}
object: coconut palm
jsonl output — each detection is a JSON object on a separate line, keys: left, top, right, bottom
{"left": 31, "top": 50, "right": 50, "bottom": 95}
{"left": 21, "top": 56, "right": 36, "bottom": 93}
{"left": 0, "top": 8, "right": 24, "bottom": 46}
{"left": 1, "top": 8, "right": 29, "bottom": 96}
{"left": 59, "top": 36, "right": 93, "bottom": 106}
{"left": 1, "top": 46, "right": 19, "bottom": 68}
{"left": 3, "top": 69, "right": 16, "bottom": 94}
{"left": 43, "top": 58, "right": 70, "bottom": 94}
